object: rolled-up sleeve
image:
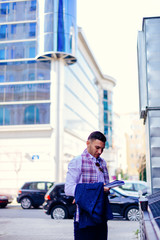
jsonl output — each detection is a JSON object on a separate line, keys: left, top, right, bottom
{"left": 65, "top": 156, "right": 82, "bottom": 197}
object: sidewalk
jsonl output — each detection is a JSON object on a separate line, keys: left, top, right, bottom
{"left": 108, "top": 220, "right": 139, "bottom": 239}
{"left": 0, "top": 217, "right": 139, "bottom": 240}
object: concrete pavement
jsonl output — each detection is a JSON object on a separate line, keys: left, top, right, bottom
{"left": 108, "top": 220, "right": 139, "bottom": 239}
{"left": 0, "top": 217, "right": 139, "bottom": 240}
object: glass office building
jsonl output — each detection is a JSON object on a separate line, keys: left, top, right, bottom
{"left": 0, "top": 0, "right": 116, "bottom": 194}
{"left": 138, "top": 17, "right": 160, "bottom": 193}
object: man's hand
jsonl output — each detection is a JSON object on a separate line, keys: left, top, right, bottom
{"left": 104, "top": 186, "right": 110, "bottom": 192}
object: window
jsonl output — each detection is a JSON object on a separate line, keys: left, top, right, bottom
{"left": 0, "top": 25, "right": 7, "bottom": 39}
{"left": 45, "top": 0, "right": 53, "bottom": 12}
{"left": 11, "top": 47, "right": 15, "bottom": 59}
{"left": 104, "top": 126, "right": 108, "bottom": 135}
{"left": 0, "top": 107, "right": 10, "bottom": 125}
{"left": 0, "top": 108, "right": 3, "bottom": 125}
{"left": 15, "top": 46, "right": 24, "bottom": 59}
{"left": 103, "top": 89, "right": 113, "bottom": 149}
{"left": 104, "top": 112, "right": 108, "bottom": 124}
{"left": 30, "top": 0, "right": 36, "bottom": 11}
{"left": 0, "top": 3, "right": 9, "bottom": 15}
{"left": 29, "top": 47, "right": 35, "bottom": 58}
{"left": 0, "top": 49, "right": 5, "bottom": 60}
{"left": 103, "top": 101, "right": 108, "bottom": 111}
{"left": 8, "top": 75, "right": 14, "bottom": 82}
{"left": 105, "top": 141, "right": 109, "bottom": 149}
{"left": 108, "top": 113, "right": 112, "bottom": 125}
{"left": 28, "top": 182, "right": 45, "bottom": 190}
{"left": 29, "top": 23, "right": 36, "bottom": 37}
{"left": 24, "top": 105, "right": 39, "bottom": 124}
{"left": 47, "top": 182, "right": 53, "bottom": 190}
{"left": 120, "top": 183, "right": 134, "bottom": 191}
{"left": 29, "top": 182, "right": 37, "bottom": 190}
{"left": 0, "top": 103, "right": 50, "bottom": 125}
{"left": 38, "top": 73, "right": 44, "bottom": 80}
{"left": 12, "top": 2, "right": 16, "bottom": 10}
{"left": 134, "top": 183, "right": 146, "bottom": 191}
{"left": 11, "top": 24, "right": 16, "bottom": 34}
{"left": 29, "top": 73, "right": 35, "bottom": 81}
{"left": 0, "top": 86, "right": 4, "bottom": 101}
{"left": 0, "top": 75, "right": 4, "bottom": 82}
{"left": 37, "top": 182, "right": 45, "bottom": 190}
{"left": 103, "top": 90, "right": 108, "bottom": 100}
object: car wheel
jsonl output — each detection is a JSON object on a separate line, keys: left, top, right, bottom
{"left": 51, "top": 205, "right": 68, "bottom": 219}
{"left": 21, "top": 197, "right": 32, "bottom": 209}
{"left": 0, "top": 204, "right": 7, "bottom": 208}
{"left": 125, "top": 206, "right": 140, "bottom": 221}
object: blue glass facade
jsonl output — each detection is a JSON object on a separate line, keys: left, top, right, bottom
{"left": 0, "top": 103, "right": 50, "bottom": 125}
{"left": 0, "top": 60, "right": 51, "bottom": 125}
{"left": 0, "top": 1, "right": 36, "bottom": 60}
{"left": 0, "top": 1, "right": 36, "bottom": 22}
{"left": 0, "top": 22, "right": 36, "bottom": 41}
{"left": 103, "top": 90, "right": 113, "bottom": 148}
{"left": 0, "top": 0, "right": 51, "bottom": 126}
{"left": 37, "top": 0, "right": 77, "bottom": 64}
{"left": 0, "top": 0, "right": 78, "bottom": 126}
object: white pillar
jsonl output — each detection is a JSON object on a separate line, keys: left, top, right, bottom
{"left": 51, "top": 59, "right": 64, "bottom": 182}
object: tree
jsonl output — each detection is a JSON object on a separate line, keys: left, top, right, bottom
{"left": 138, "top": 154, "right": 146, "bottom": 181}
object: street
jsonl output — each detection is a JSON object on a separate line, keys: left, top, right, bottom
{"left": 0, "top": 204, "right": 140, "bottom": 240}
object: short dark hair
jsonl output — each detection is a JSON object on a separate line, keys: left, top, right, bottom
{"left": 87, "top": 131, "right": 106, "bottom": 143}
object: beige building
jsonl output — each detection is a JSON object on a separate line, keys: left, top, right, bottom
{"left": 112, "top": 112, "right": 127, "bottom": 179}
{"left": 123, "top": 112, "right": 146, "bottom": 180}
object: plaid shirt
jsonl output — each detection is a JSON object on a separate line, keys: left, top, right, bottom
{"left": 75, "top": 148, "right": 109, "bottom": 221}
{"left": 81, "top": 148, "right": 109, "bottom": 184}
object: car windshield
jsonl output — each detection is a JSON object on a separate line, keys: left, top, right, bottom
{"left": 134, "top": 183, "right": 147, "bottom": 191}
{"left": 120, "top": 182, "right": 133, "bottom": 191}
{"left": 113, "top": 187, "right": 134, "bottom": 196}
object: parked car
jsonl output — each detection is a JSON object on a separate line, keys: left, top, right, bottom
{"left": 43, "top": 183, "right": 76, "bottom": 219}
{"left": 109, "top": 187, "right": 139, "bottom": 221}
{"left": 43, "top": 183, "right": 140, "bottom": 221}
{"left": 118, "top": 180, "right": 148, "bottom": 197}
{"left": 0, "top": 192, "right": 13, "bottom": 208}
{"left": 17, "top": 181, "right": 54, "bottom": 209}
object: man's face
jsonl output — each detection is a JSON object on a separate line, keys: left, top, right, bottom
{"left": 86, "top": 139, "right": 105, "bottom": 159}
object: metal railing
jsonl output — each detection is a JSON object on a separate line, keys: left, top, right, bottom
{"left": 139, "top": 197, "right": 160, "bottom": 240}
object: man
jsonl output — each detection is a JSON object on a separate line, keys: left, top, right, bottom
{"left": 65, "top": 131, "right": 112, "bottom": 240}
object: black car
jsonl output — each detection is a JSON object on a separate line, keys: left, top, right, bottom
{"left": 108, "top": 188, "right": 139, "bottom": 221}
{"left": 43, "top": 183, "right": 140, "bottom": 221}
{"left": 43, "top": 183, "right": 76, "bottom": 219}
{"left": 17, "top": 181, "right": 54, "bottom": 209}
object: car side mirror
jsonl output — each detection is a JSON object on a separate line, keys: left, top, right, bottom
{"left": 109, "top": 193, "right": 117, "bottom": 199}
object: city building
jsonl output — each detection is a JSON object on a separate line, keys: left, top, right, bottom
{"left": 111, "top": 112, "right": 146, "bottom": 181}
{"left": 0, "top": 0, "right": 116, "bottom": 195}
{"left": 138, "top": 17, "right": 160, "bottom": 193}
{"left": 123, "top": 112, "right": 146, "bottom": 180}
{"left": 112, "top": 112, "right": 127, "bottom": 180}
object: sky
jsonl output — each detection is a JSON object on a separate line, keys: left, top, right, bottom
{"left": 77, "top": 0, "right": 160, "bottom": 114}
